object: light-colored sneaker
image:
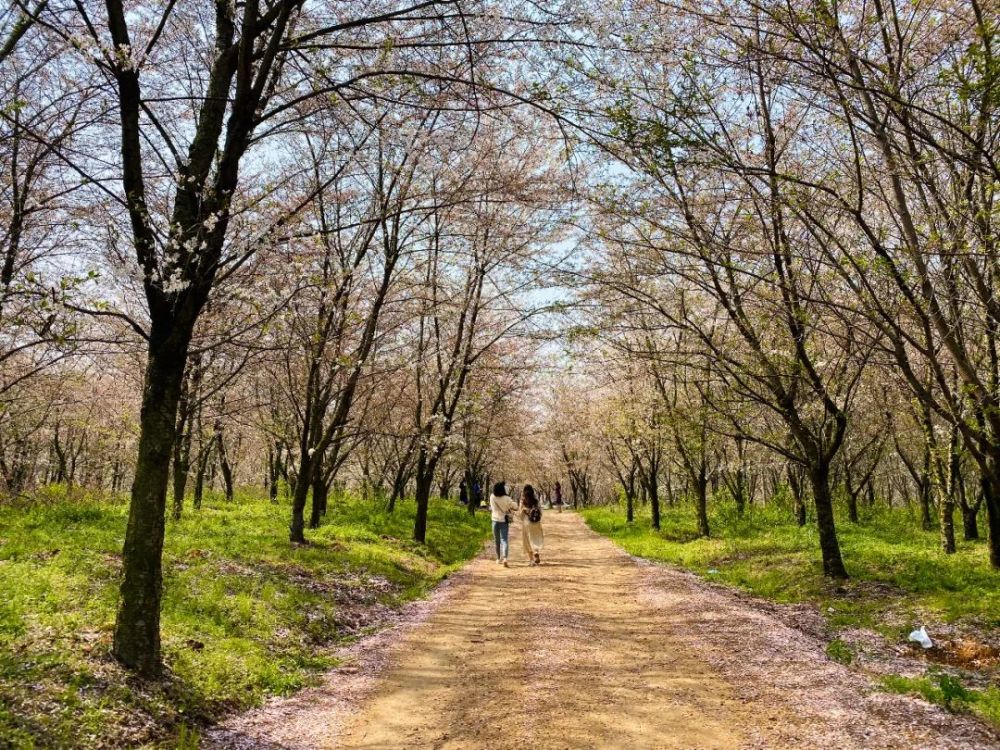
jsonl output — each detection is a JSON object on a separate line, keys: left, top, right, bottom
{"left": 495, "top": 557, "right": 502, "bottom": 564}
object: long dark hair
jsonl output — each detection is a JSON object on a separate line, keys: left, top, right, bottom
{"left": 522, "top": 484, "right": 538, "bottom": 508}
{"left": 493, "top": 481, "right": 506, "bottom": 497}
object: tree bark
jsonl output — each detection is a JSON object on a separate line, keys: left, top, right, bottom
{"left": 309, "top": 469, "right": 328, "bottom": 530}
{"left": 844, "top": 480, "right": 860, "bottom": 524}
{"left": 290, "top": 452, "right": 312, "bottom": 543}
{"left": 193, "top": 442, "right": 211, "bottom": 511}
{"left": 112, "top": 322, "right": 190, "bottom": 677}
{"left": 788, "top": 464, "right": 807, "bottom": 527}
{"left": 171, "top": 442, "right": 190, "bottom": 520}
{"left": 214, "top": 419, "right": 234, "bottom": 502}
{"left": 267, "top": 442, "right": 282, "bottom": 502}
{"left": 928, "top": 424, "right": 958, "bottom": 554}
{"left": 982, "top": 469, "right": 1000, "bottom": 567}
{"left": 647, "top": 472, "right": 660, "bottom": 531}
{"left": 961, "top": 475, "right": 983, "bottom": 541}
{"left": 413, "top": 457, "right": 434, "bottom": 544}
{"left": 695, "top": 473, "right": 710, "bottom": 538}
{"left": 808, "top": 461, "right": 848, "bottom": 579}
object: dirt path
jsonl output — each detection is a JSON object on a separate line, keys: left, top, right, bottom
{"left": 208, "top": 512, "right": 999, "bottom": 750}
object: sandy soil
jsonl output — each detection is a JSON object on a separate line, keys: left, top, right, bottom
{"left": 207, "top": 512, "right": 1000, "bottom": 750}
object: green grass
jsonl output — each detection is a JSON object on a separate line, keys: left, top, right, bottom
{"left": 881, "top": 672, "right": 1000, "bottom": 725}
{"left": 581, "top": 499, "right": 1000, "bottom": 635}
{"left": 0, "top": 485, "right": 489, "bottom": 749}
{"left": 825, "top": 638, "right": 854, "bottom": 666}
{"left": 582, "top": 497, "right": 1000, "bottom": 728}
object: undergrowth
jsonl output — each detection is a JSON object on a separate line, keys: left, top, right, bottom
{"left": 581, "top": 496, "right": 1000, "bottom": 729}
{"left": 0, "top": 486, "right": 488, "bottom": 748}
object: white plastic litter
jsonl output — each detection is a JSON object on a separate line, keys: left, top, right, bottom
{"left": 908, "top": 626, "right": 933, "bottom": 649}
{"left": 707, "top": 568, "right": 720, "bottom": 575}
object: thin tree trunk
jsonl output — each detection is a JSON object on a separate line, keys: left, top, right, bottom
{"left": 215, "top": 419, "right": 234, "bottom": 502}
{"left": 695, "top": 473, "right": 710, "bottom": 537}
{"left": 309, "top": 470, "right": 328, "bottom": 530}
{"left": 413, "top": 457, "right": 434, "bottom": 544}
{"left": 808, "top": 461, "right": 848, "bottom": 579}
{"left": 961, "top": 475, "right": 982, "bottom": 541}
{"left": 788, "top": 464, "right": 807, "bottom": 527}
{"left": 845, "top": 479, "right": 860, "bottom": 524}
{"left": 193, "top": 443, "right": 211, "bottom": 511}
{"left": 939, "top": 438, "right": 958, "bottom": 554}
{"left": 983, "top": 469, "right": 1000, "bottom": 567}
{"left": 648, "top": 473, "right": 660, "bottom": 531}
{"left": 290, "top": 451, "right": 312, "bottom": 543}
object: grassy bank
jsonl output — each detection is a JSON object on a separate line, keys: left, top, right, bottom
{"left": 581, "top": 500, "right": 1000, "bottom": 726}
{"left": 0, "top": 487, "right": 489, "bottom": 749}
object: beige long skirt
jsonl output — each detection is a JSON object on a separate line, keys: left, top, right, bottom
{"left": 521, "top": 518, "right": 544, "bottom": 555}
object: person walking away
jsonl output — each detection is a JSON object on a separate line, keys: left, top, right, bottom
{"left": 553, "top": 481, "right": 563, "bottom": 513}
{"left": 489, "top": 482, "right": 517, "bottom": 567}
{"left": 520, "top": 484, "right": 545, "bottom": 565}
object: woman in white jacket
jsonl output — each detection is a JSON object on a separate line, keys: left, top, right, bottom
{"left": 489, "top": 482, "right": 517, "bottom": 567}
{"left": 519, "top": 484, "right": 544, "bottom": 565}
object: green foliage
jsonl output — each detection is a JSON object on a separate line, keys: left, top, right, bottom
{"left": 880, "top": 671, "right": 1000, "bottom": 722}
{"left": 581, "top": 497, "right": 1000, "bottom": 633}
{"left": 0, "top": 489, "right": 488, "bottom": 748}
{"left": 175, "top": 723, "right": 201, "bottom": 750}
{"left": 825, "top": 639, "right": 853, "bottom": 665}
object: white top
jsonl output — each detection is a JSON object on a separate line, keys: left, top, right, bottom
{"left": 489, "top": 494, "right": 517, "bottom": 522}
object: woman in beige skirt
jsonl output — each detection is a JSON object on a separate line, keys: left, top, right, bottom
{"left": 519, "top": 484, "right": 544, "bottom": 565}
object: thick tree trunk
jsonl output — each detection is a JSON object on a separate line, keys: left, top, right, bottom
{"left": 112, "top": 325, "right": 189, "bottom": 678}
{"left": 626, "top": 489, "right": 634, "bottom": 523}
{"left": 808, "top": 462, "right": 848, "bottom": 579}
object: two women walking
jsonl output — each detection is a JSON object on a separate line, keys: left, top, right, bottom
{"left": 489, "top": 482, "right": 545, "bottom": 567}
